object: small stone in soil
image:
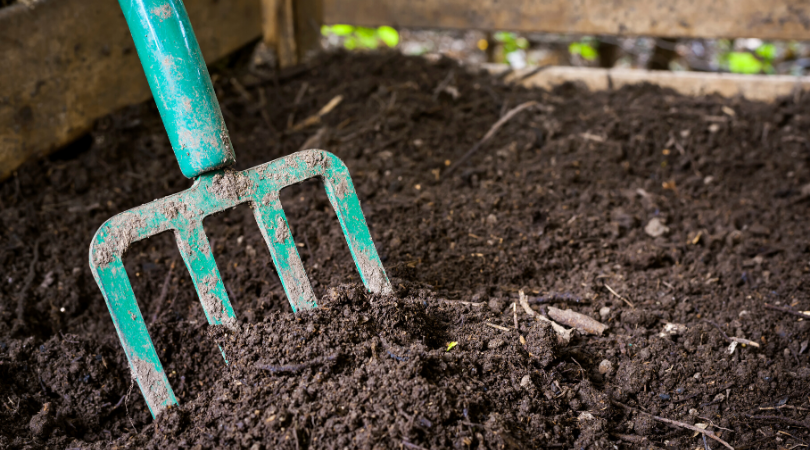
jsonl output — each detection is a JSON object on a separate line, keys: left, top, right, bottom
{"left": 598, "top": 359, "right": 613, "bottom": 375}
{"left": 644, "top": 217, "right": 669, "bottom": 237}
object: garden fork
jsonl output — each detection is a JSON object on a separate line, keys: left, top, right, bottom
{"left": 89, "top": 0, "right": 392, "bottom": 417}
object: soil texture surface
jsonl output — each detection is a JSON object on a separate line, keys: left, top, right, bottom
{"left": 2, "top": 51, "right": 810, "bottom": 449}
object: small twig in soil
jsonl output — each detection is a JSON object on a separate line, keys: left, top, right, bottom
{"left": 125, "top": 376, "right": 138, "bottom": 433}
{"left": 150, "top": 264, "right": 174, "bottom": 325}
{"left": 439, "top": 299, "right": 484, "bottom": 307}
{"left": 547, "top": 306, "right": 608, "bottom": 335}
{"left": 289, "top": 95, "right": 343, "bottom": 132}
{"left": 432, "top": 70, "right": 455, "bottom": 100}
{"left": 604, "top": 284, "right": 635, "bottom": 308}
{"left": 484, "top": 322, "right": 510, "bottom": 332}
{"left": 443, "top": 101, "right": 538, "bottom": 177}
{"left": 613, "top": 401, "right": 734, "bottom": 450}
{"left": 518, "top": 290, "right": 573, "bottom": 344}
{"left": 111, "top": 394, "right": 127, "bottom": 411}
{"left": 512, "top": 302, "right": 519, "bottom": 330}
{"left": 257, "top": 353, "right": 339, "bottom": 374}
{"left": 759, "top": 405, "right": 809, "bottom": 412}
{"left": 763, "top": 303, "right": 810, "bottom": 320}
{"left": 703, "top": 434, "right": 711, "bottom": 450}
{"left": 703, "top": 320, "right": 760, "bottom": 348}
{"left": 745, "top": 414, "right": 810, "bottom": 429}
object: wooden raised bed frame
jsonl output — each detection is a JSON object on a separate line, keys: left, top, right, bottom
{"left": 3, "top": 0, "right": 810, "bottom": 180}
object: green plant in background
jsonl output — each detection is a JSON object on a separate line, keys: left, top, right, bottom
{"left": 724, "top": 41, "right": 776, "bottom": 74}
{"left": 726, "top": 52, "right": 762, "bottom": 74}
{"left": 569, "top": 38, "right": 598, "bottom": 61}
{"left": 321, "top": 25, "right": 399, "bottom": 50}
{"left": 494, "top": 32, "right": 529, "bottom": 57}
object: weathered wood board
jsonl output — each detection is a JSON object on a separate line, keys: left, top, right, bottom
{"left": 0, "top": 0, "right": 262, "bottom": 180}
{"left": 495, "top": 66, "right": 810, "bottom": 103}
{"left": 324, "top": 0, "right": 810, "bottom": 41}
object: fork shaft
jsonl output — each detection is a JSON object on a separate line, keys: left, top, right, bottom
{"left": 118, "top": 0, "right": 235, "bottom": 178}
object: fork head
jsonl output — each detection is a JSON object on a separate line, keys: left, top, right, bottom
{"left": 89, "top": 150, "right": 392, "bottom": 417}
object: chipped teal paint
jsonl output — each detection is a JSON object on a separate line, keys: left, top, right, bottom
{"left": 89, "top": 150, "right": 393, "bottom": 417}
{"left": 99, "top": 0, "right": 390, "bottom": 418}
{"left": 118, "top": 0, "right": 235, "bottom": 178}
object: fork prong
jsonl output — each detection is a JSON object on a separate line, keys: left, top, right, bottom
{"left": 253, "top": 197, "right": 317, "bottom": 312}
{"left": 320, "top": 154, "right": 393, "bottom": 295}
{"left": 174, "top": 221, "right": 237, "bottom": 328}
{"left": 89, "top": 254, "right": 177, "bottom": 417}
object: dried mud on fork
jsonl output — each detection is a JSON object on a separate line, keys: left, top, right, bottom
{"left": 2, "top": 51, "right": 810, "bottom": 449}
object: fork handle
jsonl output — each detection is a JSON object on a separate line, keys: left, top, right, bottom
{"left": 118, "top": 0, "right": 235, "bottom": 178}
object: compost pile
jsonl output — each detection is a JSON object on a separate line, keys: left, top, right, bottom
{"left": 2, "top": 51, "right": 810, "bottom": 449}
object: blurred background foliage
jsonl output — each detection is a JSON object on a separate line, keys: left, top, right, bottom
{"left": 321, "top": 24, "right": 810, "bottom": 76}
{"left": 321, "top": 25, "right": 399, "bottom": 50}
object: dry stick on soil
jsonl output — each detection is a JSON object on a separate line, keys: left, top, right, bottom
{"left": 485, "top": 322, "right": 510, "bottom": 332}
{"left": 613, "top": 401, "right": 734, "bottom": 450}
{"left": 703, "top": 320, "right": 760, "bottom": 348}
{"left": 442, "top": 101, "right": 538, "bottom": 177}
{"left": 432, "top": 70, "right": 455, "bottom": 101}
{"left": 257, "top": 353, "right": 339, "bottom": 374}
{"left": 547, "top": 306, "right": 608, "bottom": 335}
{"left": 289, "top": 95, "right": 343, "bottom": 132}
{"left": 518, "top": 290, "right": 573, "bottom": 343}
{"left": 439, "top": 299, "right": 484, "bottom": 307}
{"left": 150, "top": 264, "right": 174, "bottom": 325}
{"left": 604, "top": 283, "right": 635, "bottom": 308}
{"left": 763, "top": 303, "right": 810, "bottom": 320}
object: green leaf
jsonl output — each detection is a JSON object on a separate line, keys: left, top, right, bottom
{"left": 355, "top": 27, "right": 377, "bottom": 39}
{"left": 727, "top": 52, "right": 762, "bottom": 74}
{"left": 358, "top": 36, "right": 379, "bottom": 49}
{"left": 377, "top": 26, "right": 399, "bottom": 47}
{"left": 494, "top": 31, "right": 515, "bottom": 43}
{"left": 343, "top": 36, "right": 358, "bottom": 50}
{"left": 330, "top": 24, "right": 355, "bottom": 36}
{"left": 516, "top": 37, "right": 529, "bottom": 50}
{"left": 755, "top": 43, "right": 776, "bottom": 61}
{"left": 569, "top": 42, "right": 598, "bottom": 61}
{"left": 446, "top": 341, "right": 458, "bottom": 352}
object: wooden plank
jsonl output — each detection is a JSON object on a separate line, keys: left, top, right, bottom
{"left": 494, "top": 65, "right": 810, "bottom": 103}
{"left": 0, "top": 0, "right": 262, "bottom": 181}
{"left": 294, "top": 0, "right": 323, "bottom": 62}
{"left": 262, "top": 0, "right": 322, "bottom": 68}
{"left": 323, "top": 0, "right": 810, "bottom": 41}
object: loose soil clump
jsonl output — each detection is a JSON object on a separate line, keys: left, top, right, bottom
{"left": 2, "top": 51, "right": 810, "bottom": 449}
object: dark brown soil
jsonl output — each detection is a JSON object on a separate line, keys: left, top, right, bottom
{"left": 2, "top": 51, "right": 810, "bottom": 449}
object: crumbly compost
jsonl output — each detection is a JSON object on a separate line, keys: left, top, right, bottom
{"left": 1, "top": 51, "right": 810, "bottom": 449}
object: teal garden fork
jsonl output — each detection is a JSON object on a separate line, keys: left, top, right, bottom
{"left": 89, "top": 0, "right": 392, "bottom": 417}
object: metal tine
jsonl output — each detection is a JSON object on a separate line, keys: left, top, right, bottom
{"left": 92, "top": 253, "right": 178, "bottom": 417}
{"left": 174, "top": 221, "right": 237, "bottom": 327}
{"left": 252, "top": 196, "right": 317, "bottom": 312}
